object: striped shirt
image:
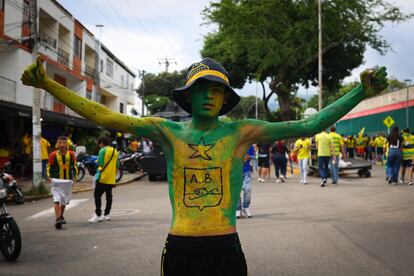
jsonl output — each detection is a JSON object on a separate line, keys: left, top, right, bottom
{"left": 402, "top": 133, "right": 414, "bottom": 160}
{"left": 329, "top": 132, "right": 344, "bottom": 155}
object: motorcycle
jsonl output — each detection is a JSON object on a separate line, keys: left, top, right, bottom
{"left": 76, "top": 154, "right": 123, "bottom": 183}
{"left": 119, "top": 151, "right": 143, "bottom": 173}
{"left": 0, "top": 172, "right": 25, "bottom": 205}
{"left": 0, "top": 174, "right": 22, "bottom": 261}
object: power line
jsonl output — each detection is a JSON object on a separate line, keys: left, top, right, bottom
{"left": 120, "top": 0, "right": 148, "bottom": 34}
{"left": 102, "top": 0, "right": 137, "bottom": 35}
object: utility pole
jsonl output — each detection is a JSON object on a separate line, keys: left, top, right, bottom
{"left": 31, "top": 0, "right": 43, "bottom": 191}
{"left": 318, "top": 0, "right": 323, "bottom": 111}
{"left": 158, "top": 58, "right": 176, "bottom": 72}
{"left": 95, "top": 24, "right": 103, "bottom": 103}
{"left": 255, "top": 81, "right": 258, "bottom": 119}
{"left": 404, "top": 79, "right": 412, "bottom": 128}
{"left": 139, "top": 70, "right": 146, "bottom": 116}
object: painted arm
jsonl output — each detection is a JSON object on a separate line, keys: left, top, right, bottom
{"left": 21, "top": 57, "right": 165, "bottom": 138}
{"left": 241, "top": 67, "right": 388, "bottom": 143}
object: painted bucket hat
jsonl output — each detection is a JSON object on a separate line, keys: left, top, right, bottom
{"left": 173, "top": 58, "right": 240, "bottom": 115}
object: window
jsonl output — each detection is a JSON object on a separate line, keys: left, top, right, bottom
{"left": 23, "top": 1, "right": 30, "bottom": 22}
{"left": 119, "top": 102, "right": 124, "bottom": 113}
{"left": 1, "top": 0, "right": 5, "bottom": 11}
{"left": 100, "top": 59, "right": 103, "bottom": 73}
{"left": 106, "top": 58, "right": 113, "bottom": 77}
{"left": 73, "top": 36, "right": 82, "bottom": 59}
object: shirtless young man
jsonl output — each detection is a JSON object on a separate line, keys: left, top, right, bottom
{"left": 22, "top": 57, "right": 387, "bottom": 275}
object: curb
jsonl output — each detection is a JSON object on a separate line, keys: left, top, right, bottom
{"left": 20, "top": 173, "right": 147, "bottom": 203}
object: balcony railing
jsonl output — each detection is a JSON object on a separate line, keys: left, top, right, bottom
{"left": 39, "top": 32, "right": 57, "bottom": 49}
{"left": 84, "top": 65, "right": 96, "bottom": 78}
{"left": 0, "top": 76, "right": 17, "bottom": 102}
{"left": 57, "top": 48, "right": 69, "bottom": 66}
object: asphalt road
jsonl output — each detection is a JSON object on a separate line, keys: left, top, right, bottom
{"left": 1, "top": 165, "right": 414, "bottom": 276}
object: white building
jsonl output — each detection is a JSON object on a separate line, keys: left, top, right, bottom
{"left": 0, "top": 0, "right": 136, "bottom": 149}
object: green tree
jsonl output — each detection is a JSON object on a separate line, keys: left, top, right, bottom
{"left": 144, "top": 95, "right": 171, "bottom": 115}
{"left": 201, "top": 0, "right": 411, "bottom": 120}
{"left": 137, "top": 70, "right": 186, "bottom": 99}
{"left": 226, "top": 96, "right": 267, "bottom": 120}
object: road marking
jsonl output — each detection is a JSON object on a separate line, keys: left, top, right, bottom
{"left": 26, "top": 198, "right": 89, "bottom": 220}
{"left": 109, "top": 209, "right": 140, "bottom": 217}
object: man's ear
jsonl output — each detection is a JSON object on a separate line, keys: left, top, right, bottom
{"left": 223, "top": 92, "right": 230, "bottom": 104}
{"left": 183, "top": 91, "right": 191, "bottom": 103}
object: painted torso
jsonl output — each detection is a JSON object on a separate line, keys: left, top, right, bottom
{"left": 153, "top": 120, "right": 250, "bottom": 236}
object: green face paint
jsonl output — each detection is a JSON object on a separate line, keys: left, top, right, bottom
{"left": 189, "top": 80, "right": 226, "bottom": 121}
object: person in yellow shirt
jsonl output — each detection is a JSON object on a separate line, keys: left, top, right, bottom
{"left": 315, "top": 130, "right": 335, "bottom": 187}
{"left": 88, "top": 136, "right": 120, "bottom": 223}
{"left": 329, "top": 126, "right": 346, "bottom": 184}
{"left": 129, "top": 137, "right": 139, "bottom": 152}
{"left": 294, "top": 137, "right": 311, "bottom": 185}
{"left": 41, "top": 136, "right": 51, "bottom": 179}
{"left": 374, "top": 134, "right": 385, "bottom": 164}
{"left": 346, "top": 135, "right": 355, "bottom": 158}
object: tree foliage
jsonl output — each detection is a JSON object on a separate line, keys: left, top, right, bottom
{"left": 226, "top": 96, "right": 267, "bottom": 120}
{"left": 144, "top": 95, "right": 171, "bottom": 115}
{"left": 201, "top": 0, "right": 412, "bottom": 120}
{"left": 137, "top": 70, "right": 187, "bottom": 99}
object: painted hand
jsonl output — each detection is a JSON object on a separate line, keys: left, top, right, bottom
{"left": 21, "top": 56, "right": 48, "bottom": 89}
{"left": 360, "top": 66, "right": 388, "bottom": 98}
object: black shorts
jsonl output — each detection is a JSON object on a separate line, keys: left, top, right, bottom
{"left": 258, "top": 157, "right": 270, "bottom": 168}
{"left": 376, "top": 147, "right": 384, "bottom": 155}
{"left": 161, "top": 233, "right": 247, "bottom": 276}
{"left": 402, "top": 159, "right": 413, "bottom": 168}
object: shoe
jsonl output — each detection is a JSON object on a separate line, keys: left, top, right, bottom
{"left": 392, "top": 182, "right": 397, "bottom": 185}
{"left": 321, "top": 179, "right": 327, "bottom": 187}
{"left": 280, "top": 176, "right": 285, "bottom": 182}
{"left": 332, "top": 181, "right": 337, "bottom": 185}
{"left": 236, "top": 210, "right": 241, "bottom": 219}
{"left": 385, "top": 176, "right": 390, "bottom": 182}
{"left": 304, "top": 182, "right": 308, "bottom": 185}
{"left": 300, "top": 181, "right": 303, "bottom": 185}
{"left": 399, "top": 177, "right": 404, "bottom": 184}
{"left": 60, "top": 216, "right": 66, "bottom": 224}
{"left": 103, "top": 215, "right": 111, "bottom": 221}
{"left": 276, "top": 178, "right": 281, "bottom": 183}
{"left": 408, "top": 181, "right": 413, "bottom": 186}
{"left": 55, "top": 218, "right": 62, "bottom": 230}
{"left": 258, "top": 178, "right": 263, "bottom": 182}
{"left": 88, "top": 214, "right": 103, "bottom": 223}
{"left": 243, "top": 208, "right": 252, "bottom": 218}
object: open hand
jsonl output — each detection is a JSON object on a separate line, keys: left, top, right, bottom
{"left": 360, "top": 66, "right": 388, "bottom": 98}
{"left": 21, "top": 56, "right": 48, "bottom": 88}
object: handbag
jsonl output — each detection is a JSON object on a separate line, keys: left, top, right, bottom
{"left": 93, "top": 148, "right": 115, "bottom": 189}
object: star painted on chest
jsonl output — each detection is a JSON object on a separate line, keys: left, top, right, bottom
{"left": 188, "top": 137, "right": 215, "bottom": 160}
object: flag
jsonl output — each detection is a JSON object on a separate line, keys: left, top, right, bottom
{"left": 358, "top": 127, "right": 365, "bottom": 139}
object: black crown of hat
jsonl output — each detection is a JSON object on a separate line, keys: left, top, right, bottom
{"left": 185, "top": 58, "right": 229, "bottom": 84}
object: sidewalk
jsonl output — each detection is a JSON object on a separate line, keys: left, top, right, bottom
{"left": 16, "top": 172, "right": 146, "bottom": 202}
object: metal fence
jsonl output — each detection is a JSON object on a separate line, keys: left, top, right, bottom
{"left": 0, "top": 76, "right": 17, "bottom": 102}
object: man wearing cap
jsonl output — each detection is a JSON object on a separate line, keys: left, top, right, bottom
{"left": 21, "top": 56, "right": 387, "bottom": 275}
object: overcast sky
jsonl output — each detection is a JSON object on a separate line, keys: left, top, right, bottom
{"left": 58, "top": 0, "right": 414, "bottom": 101}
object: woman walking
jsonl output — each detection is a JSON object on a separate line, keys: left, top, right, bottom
{"left": 386, "top": 126, "right": 403, "bottom": 185}
{"left": 271, "top": 140, "right": 289, "bottom": 183}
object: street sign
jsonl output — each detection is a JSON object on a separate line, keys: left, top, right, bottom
{"left": 383, "top": 116, "right": 395, "bottom": 128}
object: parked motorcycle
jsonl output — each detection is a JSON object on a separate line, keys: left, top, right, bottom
{"left": 119, "top": 151, "right": 143, "bottom": 173}
{"left": 76, "top": 154, "right": 123, "bottom": 183}
{"left": 0, "top": 174, "right": 22, "bottom": 261}
{"left": 0, "top": 172, "right": 25, "bottom": 205}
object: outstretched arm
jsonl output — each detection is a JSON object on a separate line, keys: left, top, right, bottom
{"left": 21, "top": 57, "right": 165, "bottom": 138}
{"left": 241, "top": 67, "right": 388, "bottom": 143}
